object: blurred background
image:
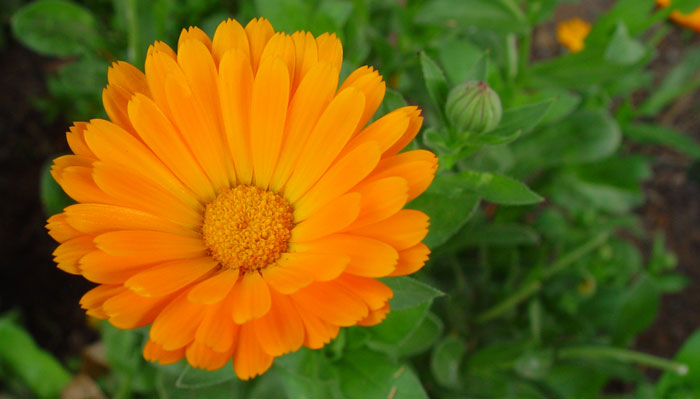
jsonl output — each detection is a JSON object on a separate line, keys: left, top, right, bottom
{"left": 1, "top": 0, "right": 699, "bottom": 398}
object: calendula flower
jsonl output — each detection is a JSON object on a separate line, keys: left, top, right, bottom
{"left": 657, "top": 0, "right": 700, "bottom": 33}
{"left": 556, "top": 17, "right": 592, "bottom": 53}
{"left": 46, "top": 18, "right": 437, "bottom": 379}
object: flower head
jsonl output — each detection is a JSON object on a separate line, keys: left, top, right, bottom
{"left": 46, "top": 18, "right": 437, "bottom": 379}
{"left": 656, "top": 0, "right": 700, "bottom": 33}
{"left": 556, "top": 17, "right": 592, "bottom": 53}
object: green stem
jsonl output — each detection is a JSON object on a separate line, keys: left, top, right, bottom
{"left": 505, "top": 34, "right": 518, "bottom": 81}
{"left": 518, "top": 31, "right": 532, "bottom": 74}
{"left": 559, "top": 346, "right": 689, "bottom": 375}
{"left": 475, "top": 233, "right": 609, "bottom": 324}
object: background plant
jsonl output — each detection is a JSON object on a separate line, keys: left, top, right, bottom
{"left": 2, "top": 0, "right": 700, "bottom": 398}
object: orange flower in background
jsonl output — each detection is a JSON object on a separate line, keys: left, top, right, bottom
{"left": 656, "top": 0, "right": 700, "bottom": 33}
{"left": 46, "top": 18, "right": 437, "bottom": 379}
{"left": 556, "top": 17, "right": 592, "bottom": 53}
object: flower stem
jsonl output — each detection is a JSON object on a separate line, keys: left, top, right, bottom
{"left": 474, "top": 232, "right": 609, "bottom": 324}
{"left": 558, "top": 346, "right": 689, "bottom": 375}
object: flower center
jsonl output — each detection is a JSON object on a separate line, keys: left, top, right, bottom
{"left": 201, "top": 185, "right": 294, "bottom": 273}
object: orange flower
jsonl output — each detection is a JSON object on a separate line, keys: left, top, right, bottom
{"left": 656, "top": 0, "right": 700, "bottom": 33}
{"left": 46, "top": 18, "right": 437, "bottom": 379}
{"left": 556, "top": 17, "right": 592, "bottom": 53}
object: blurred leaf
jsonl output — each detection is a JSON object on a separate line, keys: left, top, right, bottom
{"left": 395, "top": 312, "right": 443, "bottom": 357}
{"left": 447, "top": 223, "right": 540, "bottom": 249}
{"left": 603, "top": 22, "right": 646, "bottom": 65}
{"left": 408, "top": 177, "right": 481, "bottom": 249}
{"left": 381, "top": 277, "right": 444, "bottom": 311}
{"left": 656, "top": 328, "right": 700, "bottom": 398}
{"left": 438, "top": 38, "right": 482, "bottom": 85}
{"left": 640, "top": 45, "right": 700, "bottom": 116}
{"left": 0, "top": 314, "right": 71, "bottom": 398}
{"left": 374, "top": 88, "right": 407, "bottom": 121}
{"left": 514, "top": 348, "right": 553, "bottom": 379}
{"left": 367, "top": 302, "right": 430, "bottom": 351}
{"left": 419, "top": 51, "right": 449, "bottom": 123}
{"left": 254, "top": 0, "right": 312, "bottom": 33}
{"left": 416, "top": 0, "right": 529, "bottom": 34}
{"left": 464, "top": 340, "right": 529, "bottom": 372}
{"left": 112, "top": 0, "right": 174, "bottom": 67}
{"left": 544, "top": 362, "right": 608, "bottom": 398}
{"left": 337, "top": 348, "right": 428, "bottom": 399}
{"left": 276, "top": 348, "right": 341, "bottom": 399}
{"left": 510, "top": 109, "right": 621, "bottom": 176}
{"left": 485, "top": 98, "right": 554, "bottom": 143}
{"left": 612, "top": 274, "right": 660, "bottom": 345}
{"left": 176, "top": 362, "right": 237, "bottom": 388}
{"left": 11, "top": 0, "right": 102, "bottom": 57}
{"left": 440, "top": 170, "right": 543, "bottom": 205}
{"left": 652, "top": 274, "right": 689, "bottom": 294}
{"left": 624, "top": 122, "right": 700, "bottom": 159}
{"left": 40, "top": 159, "right": 73, "bottom": 216}
{"left": 431, "top": 335, "right": 466, "bottom": 388}
{"left": 156, "top": 369, "right": 241, "bottom": 399}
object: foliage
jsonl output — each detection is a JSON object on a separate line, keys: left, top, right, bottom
{"left": 5, "top": 0, "right": 700, "bottom": 397}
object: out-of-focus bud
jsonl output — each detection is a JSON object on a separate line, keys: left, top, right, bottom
{"left": 445, "top": 81, "right": 502, "bottom": 135}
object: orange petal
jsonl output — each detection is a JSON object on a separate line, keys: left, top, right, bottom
{"left": 357, "top": 302, "right": 390, "bottom": 327}
{"left": 253, "top": 290, "right": 304, "bottom": 356}
{"left": 144, "top": 339, "right": 186, "bottom": 365}
{"left": 178, "top": 26, "right": 212, "bottom": 50}
{"left": 347, "top": 209, "right": 429, "bottom": 251}
{"left": 107, "top": 61, "right": 149, "bottom": 95}
{"left": 388, "top": 243, "right": 430, "bottom": 277}
{"left": 64, "top": 203, "right": 197, "bottom": 238}
{"left": 103, "top": 289, "right": 173, "bottom": 329}
{"left": 195, "top": 299, "right": 238, "bottom": 352}
{"left": 293, "top": 141, "right": 380, "bottom": 221}
{"left": 291, "top": 31, "right": 319, "bottom": 92}
{"left": 94, "top": 230, "right": 206, "bottom": 264}
{"left": 80, "top": 284, "right": 124, "bottom": 319}
{"left": 335, "top": 274, "right": 393, "bottom": 310}
{"left": 144, "top": 47, "right": 181, "bottom": 121}
{"left": 128, "top": 94, "right": 216, "bottom": 202}
{"left": 261, "top": 261, "right": 313, "bottom": 295}
{"left": 188, "top": 269, "right": 239, "bottom": 305}
{"left": 245, "top": 18, "right": 275, "bottom": 74}
{"left": 230, "top": 272, "right": 271, "bottom": 324}
{"left": 233, "top": 323, "right": 273, "bottom": 380}
{"left": 103, "top": 84, "right": 137, "bottom": 133}
{"left": 79, "top": 250, "right": 157, "bottom": 273}
{"left": 269, "top": 62, "right": 339, "bottom": 192}
{"left": 150, "top": 291, "right": 206, "bottom": 350}
{"left": 342, "top": 107, "right": 410, "bottom": 156}
{"left": 92, "top": 161, "right": 202, "bottom": 227}
{"left": 259, "top": 33, "right": 296, "bottom": 84}
{"left": 218, "top": 49, "right": 254, "bottom": 184}
{"left": 370, "top": 150, "right": 438, "bottom": 202}
{"left": 346, "top": 177, "right": 408, "bottom": 229}
{"left": 291, "top": 193, "right": 361, "bottom": 242}
{"left": 212, "top": 19, "right": 250, "bottom": 64}
{"left": 65, "top": 122, "right": 94, "bottom": 158}
{"left": 125, "top": 257, "right": 218, "bottom": 297}
{"left": 46, "top": 213, "right": 81, "bottom": 242}
{"left": 293, "top": 234, "right": 397, "bottom": 278}
{"left": 283, "top": 87, "right": 366, "bottom": 202}
{"left": 54, "top": 166, "right": 112, "bottom": 205}
{"left": 53, "top": 235, "right": 94, "bottom": 274}
{"left": 384, "top": 107, "right": 424, "bottom": 157}
{"left": 339, "top": 66, "right": 385, "bottom": 132}
{"left": 186, "top": 341, "right": 231, "bottom": 371}
{"left": 315, "top": 33, "right": 342, "bottom": 72}
{"left": 267, "top": 251, "right": 349, "bottom": 283}
{"left": 293, "top": 302, "right": 339, "bottom": 349}
{"left": 290, "top": 280, "right": 368, "bottom": 326}
{"left": 83, "top": 119, "right": 201, "bottom": 209}
{"left": 250, "top": 57, "right": 290, "bottom": 188}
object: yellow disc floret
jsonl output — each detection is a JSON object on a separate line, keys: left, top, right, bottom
{"left": 202, "top": 185, "right": 294, "bottom": 273}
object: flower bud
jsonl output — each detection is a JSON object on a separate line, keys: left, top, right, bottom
{"left": 445, "top": 81, "right": 502, "bottom": 135}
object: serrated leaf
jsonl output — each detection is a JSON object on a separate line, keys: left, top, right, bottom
{"left": 381, "top": 277, "right": 444, "bottom": 311}
{"left": 11, "top": 0, "right": 102, "bottom": 57}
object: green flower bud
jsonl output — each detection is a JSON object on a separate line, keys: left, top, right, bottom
{"left": 445, "top": 81, "right": 502, "bottom": 135}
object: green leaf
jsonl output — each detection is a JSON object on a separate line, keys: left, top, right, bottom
{"left": 656, "top": 328, "right": 700, "bottom": 398}
{"left": 640, "top": 45, "right": 700, "bottom": 116}
{"left": 623, "top": 122, "right": 700, "bottom": 159}
{"left": 441, "top": 170, "right": 543, "bottom": 205}
{"left": 176, "top": 362, "right": 237, "bottom": 388}
{"left": 485, "top": 99, "right": 554, "bottom": 144}
{"left": 374, "top": 88, "right": 407, "bottom": 121}
{"left": 431, "top": 335, "right": 466, "bottom": 388}
{"left": 408, "top": 178, "right": 481, "bottom": 248}
{"left": 156, "top": 369, "right": 242, "bottom": 399}
{"left": 419, "top": 51, "right": 449, "bottom": 121}
{"left": 416, "top": 0, "right": 529, "bottom": 34}
{"left": 11, "top": 0, "right": 102, "bottom": 57}
{"left": 254, "top": 0, "right": 312, "bottom": 33}
{"left": 395, "top": 312, "right": 443, "bottom": 357}
{"left": 0, "top": 315, "right": 71, "bottom": 398}
{"left": 444, "top": 223, "right": 540, "bottom": 250}
{"left": 438, "top": 38, "right": 483, "bottom": 85}
{"left": 112, "top": 0, "right": 174, "bottom": 67}
{"left": 612, "top": 274, "right": 660, "bottom": 345}
{"left": 604, "top": 22, "right": 646, "bottom": 65}
{"left": 275, "top": 348, "right": 341, "bottom": 399}
{"left": 40, "top": 159, "right": 73, "bottom": 216}
{"left": 337, "top": 348, "right": 428, "bottom": 399}
{"left": 380, "top": 277, "right": 444, "bottom": 311}
{"left": 366, "top": 302, "right": 430, "bottom": 351}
